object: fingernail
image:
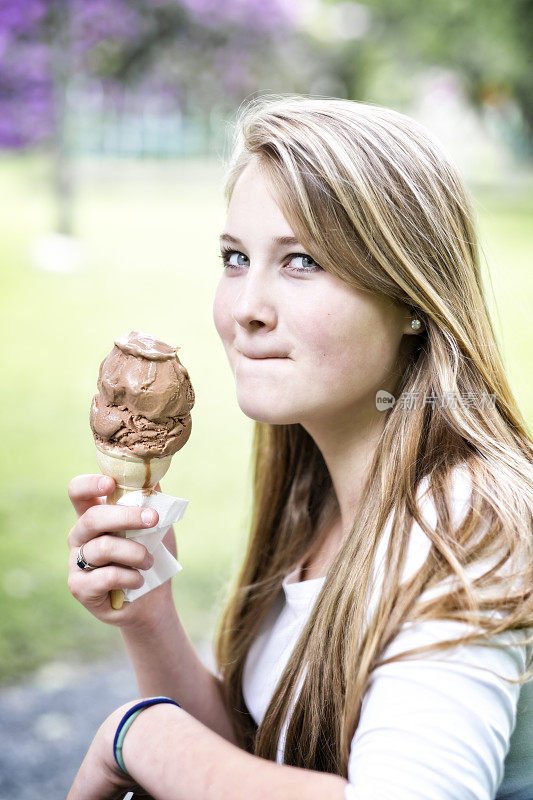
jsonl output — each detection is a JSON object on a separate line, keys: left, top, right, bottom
{"left": 98, "top": 477, "right": 111, "bottom": 493}
{"left": 141, "top": 509, "right": 156, "bottom": 525}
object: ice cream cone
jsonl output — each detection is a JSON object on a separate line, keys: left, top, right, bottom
{"left": 90, "top": 331, "right": 194, "bottom": 608}
{"left": 95, "top": 444, "right": 172, "bottom": 609}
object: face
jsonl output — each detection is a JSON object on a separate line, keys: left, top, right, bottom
{"left": 212, "top": 157, "right": 417, "bottom": 431}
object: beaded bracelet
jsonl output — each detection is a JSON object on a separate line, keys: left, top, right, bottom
{"left": 113, "top": 696, "right": 182, "bottom": 775}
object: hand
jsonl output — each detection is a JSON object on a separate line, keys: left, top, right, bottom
{"left": 66, "top": 701, "right": 155, "bottom": 800}
{"left": 67, "top": 474, "right": 177, "bottom": 629}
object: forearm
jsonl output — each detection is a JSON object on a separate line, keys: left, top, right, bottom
{"left": 123, "top": 704, "right": 348, "bottom": 800}
{"left": 120, "top": 602, "right": 237, "bottom": 745}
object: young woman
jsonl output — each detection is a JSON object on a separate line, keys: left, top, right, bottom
{"left": 66, "top": 94, "right": 533, "bottom": 800}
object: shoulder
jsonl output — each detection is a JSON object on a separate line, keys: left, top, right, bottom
{"left": 372, "top": 462, "right": 531, "bottom": 641}
{"left": 413, "top": 461, "right": 530, "bottom": 598}
{"left": 373, "top": 462, "right": 476, "bottom": 587}
{"left": 413, "top": 461, "right": 479, "bottom": 564}
{"left": 417, "top": 461, "right": 474, "bottom": 518}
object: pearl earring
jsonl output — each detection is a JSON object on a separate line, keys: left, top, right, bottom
{"left": 411, "top": 318, "right": 422, "bottom": 331}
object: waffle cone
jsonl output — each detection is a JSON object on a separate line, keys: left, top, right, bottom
{"left": 95, "top": 445, "right": 173, "bottom": 608}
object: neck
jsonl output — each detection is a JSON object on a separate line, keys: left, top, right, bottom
{"left": 302, "top": 401, "right": 387, "bottom": 539}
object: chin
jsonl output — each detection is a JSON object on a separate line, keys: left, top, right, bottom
{"left": 236, "top": 394, "right": 301, "bottom": 425}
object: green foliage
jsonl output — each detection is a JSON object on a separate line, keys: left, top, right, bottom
{"left": 323, "top": 0, "right": 533, "bottom": 153}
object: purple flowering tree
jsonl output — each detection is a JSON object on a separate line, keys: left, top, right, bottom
{"left": 0, "top": 0, "right": 300, "bottom": 234}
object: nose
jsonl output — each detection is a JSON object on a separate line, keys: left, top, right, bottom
{"left": 231, "top": 267, "right": 277, "bottom": 331}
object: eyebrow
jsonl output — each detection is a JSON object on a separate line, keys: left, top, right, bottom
{"left": 219, "top": 233, "right": 302, "bottom": 247}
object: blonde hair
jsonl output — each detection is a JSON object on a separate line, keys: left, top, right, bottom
{"left": 213, "top": 93, "right": 533, "bottom": 776}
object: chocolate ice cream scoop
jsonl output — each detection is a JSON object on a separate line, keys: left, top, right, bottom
{"left": 90, "top": 331, "right": 195, "bottom": 458}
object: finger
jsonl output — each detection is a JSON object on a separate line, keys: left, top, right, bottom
{"left": 68, "top": 504, "right": 159, "bottom": 549}
{"left": 68, "top": 474, "right": 116, "bottom": 517}
{"left": 74, "top": 535, "right": 154, "bottom": 571}
{"left": 68, "top": 564, "right": 145, "bottom": 601}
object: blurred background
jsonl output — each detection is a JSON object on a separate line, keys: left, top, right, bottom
{"left": 1, "top": 0, "right": 532, "bottom": 796}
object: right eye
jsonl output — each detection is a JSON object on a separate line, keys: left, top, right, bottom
{"left": 220, "top": 248, "right": 249, "bottom": 269}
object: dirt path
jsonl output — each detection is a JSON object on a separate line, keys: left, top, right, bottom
{"left": 0, "top": 640, "right": 214, "bottom": 800}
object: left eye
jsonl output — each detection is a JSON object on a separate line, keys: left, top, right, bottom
{"left": 289, "top": 254, "right": 320, "bottom": 272}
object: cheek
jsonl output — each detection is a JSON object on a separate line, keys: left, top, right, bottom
{"left": 212, "top": 280, "right": 232, "bottom": 343}
{"left": 293, "top": 304, "right": 362, "bottom": 364}
{"left": 297, "top": 305, "right": 399, "bottom": 387}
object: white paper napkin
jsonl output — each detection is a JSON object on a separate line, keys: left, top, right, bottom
{"left": 115, "top": 490, "right": 188, "bottom": 603}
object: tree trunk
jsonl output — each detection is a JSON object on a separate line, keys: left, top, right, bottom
{"left": 50, "top": 0, "right": 75, "bottom": 236}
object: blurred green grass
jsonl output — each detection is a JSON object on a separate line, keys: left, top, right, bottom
{"left": 0, "top": 155, "right": 255, "bottom": 683}
{"left": 0, "top": 154, "right": 532, "bottom": 685}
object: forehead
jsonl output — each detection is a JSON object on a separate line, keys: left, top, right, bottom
{"left": 233, "top": 155, "right": 264, "bottom": 187}
{"left": 230, "top": 158, "right": 275, "bottom": 206}
{"left": 226, "top": 158, "right": 296, "bottom": 237}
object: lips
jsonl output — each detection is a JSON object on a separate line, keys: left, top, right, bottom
{"left": 236, "top": 344, "right": 289, "bottom": 359}
{"left": 239, "top": 351, "right": 288, "bottom": 359}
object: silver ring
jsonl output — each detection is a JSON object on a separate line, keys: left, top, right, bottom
{"left": 76, "top": 544, "right": 96, "bottom": 572}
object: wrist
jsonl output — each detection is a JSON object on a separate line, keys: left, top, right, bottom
{"left": 114, "top": 698, "right": 182, "bottom": 778}
{"left": 120, "top": 588, "right": 178, "bottom": 635}
{"left": 97, "top": 704, "right": 134, "bottom": 778}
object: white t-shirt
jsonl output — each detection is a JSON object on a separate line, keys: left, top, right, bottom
{"left": 242, "top": 466, "right": 533, "bottom": 800}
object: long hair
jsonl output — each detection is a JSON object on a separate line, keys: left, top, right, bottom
{"left": 212, "top": 93, "right": 533, "bottom": 776}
